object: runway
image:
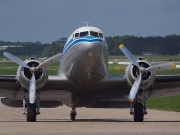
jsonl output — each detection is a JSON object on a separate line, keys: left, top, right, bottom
{"left": 0, "top": 103, "right": 180, "bottom": 135}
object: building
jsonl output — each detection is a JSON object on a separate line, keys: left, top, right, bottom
{"left": 0, "top": 45, "right": 22, "bottom": 50}
{"left": 58, "top": 37, "right": 67, "bottom": 42}
{"left": 142, "top": 52, "right": 156, "bottom": 56}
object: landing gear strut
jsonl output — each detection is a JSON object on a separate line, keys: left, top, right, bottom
{"left": 36, "top": 95, "right": 40, "bottom": 115}
{"left": 70, "top": 108, "right": 77, "bottom": 121}
{"left": 23, "top": 91, "right": 27, "bottom": 115}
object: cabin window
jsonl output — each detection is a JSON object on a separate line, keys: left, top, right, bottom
{"left": 99, "top": 33, "right": 103, "bottom": 38}
{"left": 79, "top": 31, "right": 89, "bottom": 37}
{"left": 75, "top": 33, "right": 79, "bottom": 38}
{"left": 90, "top": 31, "right": 99, "bottom": 37}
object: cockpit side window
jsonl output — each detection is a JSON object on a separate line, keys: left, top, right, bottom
{"left": 79, "top": 31, "right": 89, "bottom": 37}
{"left": 90, "top": 31, "right": 99, "bottom": 37}
{"left": 75, "top": 33, "right": 79, "bottom": 38}
{"left": 99, "top": 33, "right": 103, "bottom": 38}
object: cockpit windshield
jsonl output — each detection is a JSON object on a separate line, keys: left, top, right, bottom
{"left": 99, "top": 33, "right": 103, "bottom": 38}
{"left": 74, "top": 30, "right": 104, "bottom": 39}
{"left": 79, "top": 31, "right": 89, "bottom": 37}
{"left": 75, "top": 33, "right": 79, "bottom": 38}
{"left": 90, "top": 31, "right": 99, "bottom": 37}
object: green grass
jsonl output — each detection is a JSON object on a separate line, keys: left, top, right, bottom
{"left": 109, "top": 55, "right": 180, "bottom": 61}
{"left": 1, "top": 62, "right": 180, "bottom": 75}
{"left": 0, "top": 62, "right": 19, "bottom": 74}
{"left": 1, "top": 54, "right": 180, "bottom": 61}
{"left": 0, "top": 61, "right": 180, "bottom": 112}
{"left": 155, "top": 69, "right": 180, "bottom": 75}
{"left": 0, "top": 62, "right": 60, "bottom": 75}
{"left": 147, "top": 96, "right": 180, "bottom": 112}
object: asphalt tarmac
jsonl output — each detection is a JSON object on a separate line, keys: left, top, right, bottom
{"left": 0, "top": 103, "right": 180, "bottom": 135}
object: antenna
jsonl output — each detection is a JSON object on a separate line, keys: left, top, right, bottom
{"left": 82, "top": 21, "right": 92, "bottom": 27}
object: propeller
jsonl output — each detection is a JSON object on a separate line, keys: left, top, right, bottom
{"left": 4, "top": 52, "right": 30, "bottom": 68}
{"left": 128, "top": 73, "right": 142, "bottom": 102}
{"left": 119, "top": 44, "right": 176, "bottom": 102}
{"left": 4, "top": 52, "right": 63, "bottom": 104}
{"left": 29, "top": 74, "right": 36, "bottom": 104}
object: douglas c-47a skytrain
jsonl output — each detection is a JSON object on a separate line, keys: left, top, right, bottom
{"left": 1, "top": 25, "right": 180, "bottom": 122}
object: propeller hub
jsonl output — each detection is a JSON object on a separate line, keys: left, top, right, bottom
{"left": 139, "top": 67, "right": 146, "bottom": 74}
{"left": 30, "top": 67, "right": 37, "bottom": 74}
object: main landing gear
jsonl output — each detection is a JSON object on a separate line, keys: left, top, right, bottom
{"left": 23, "top": 92, "right": 40, "bottom": 122}
{"left": 130, "top": 99, "right": 148, "bottom": 122}
{"left": 26, "top": 101, "right": 36, "bottom": 122}
{"left": 70, "top": 108, "right": 77, "bottom": 121}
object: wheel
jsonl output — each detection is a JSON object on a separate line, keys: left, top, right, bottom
{"left": 70, "top": 113, "right": 76, "bottom": 121}
{"left": 134, "top": 103, "right": 144, "bottom": 122}
{"left": 26, "top": 102, "right": 36, "bottom": 122}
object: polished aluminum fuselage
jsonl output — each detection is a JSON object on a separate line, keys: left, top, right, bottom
{"left": 56, "top": 37, "right": 109, "bottom": 107}
{"left": 59, "top": 37, "right": 108, "bottom": 87}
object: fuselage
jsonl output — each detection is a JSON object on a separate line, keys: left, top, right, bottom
{"left": 59, "top": 26, "right": 109, "bottom": 87}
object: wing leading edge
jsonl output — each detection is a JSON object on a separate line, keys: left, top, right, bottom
{"left": 1, "top": 74, "right": 180, "bottom": 100}
{"left": 151, "top": 74, "right": 180, "bottom": 97}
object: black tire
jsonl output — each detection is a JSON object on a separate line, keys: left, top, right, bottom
{"left": 26, "top": 102, "right": 36, "bottom": 122}
{"left": 70, "top": 113, "right": 76, "bottom": 121}
{"left": 134, "top": 103, "right": 144, "bottom": 122}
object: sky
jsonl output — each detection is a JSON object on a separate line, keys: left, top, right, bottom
{"left": 0, "top": 0, "right": 180, "bottom": 43}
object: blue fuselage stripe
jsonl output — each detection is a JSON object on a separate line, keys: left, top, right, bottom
{"left": 62, "top": 36, "right": 106, "bottom": 54}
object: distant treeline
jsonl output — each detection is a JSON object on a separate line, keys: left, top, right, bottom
{"left": 0, "top": 34, "right": 180, "bottom": 57}
{"left": 0, "top": 41, "right": 64, "bottom": 57}
{"left": 106, "top": 34, "right": 180, "bottom": 55}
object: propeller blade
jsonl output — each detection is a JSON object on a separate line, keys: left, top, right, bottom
{"left": 146, "top": 63, "right": 176, "bottom": 72}
{"left": 29, "top": 74, "right": 36, "bottom": 104}
{"left": 4, "top": 52, "right": 30, "bottom": 68}
{"left": 119, "top": 44, "right": 140, "bottom": 68}
{"left": 37, "top": 53, "right": 63, "bottom": 69}
{"left": 128, "top": 73, "right": 142, "bottom": 102}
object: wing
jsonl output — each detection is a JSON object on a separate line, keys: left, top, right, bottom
{"left": 151, "top": 74, "right": 180, "bottom": 97}
{"left": 0, "top": 75, "right": 18, "bottom": 90}
{"left": 0, "top": 75, "right": 17, "bottom": 85}
{"left": 98, "top": 74, "right": 180, "bottom": 99}
{"left": 1, "top": 73, "right": 180, "bottom": 104}
{"left": 42, "top": 75, "right": 77, "bottom": 91}
{"left": 0, "top": 75, "right": 20, "bottom": 98}
{"left": 0, "top": 74, "right": 75, "bottom": 100}
{"left": 79, "top": 74, "right": 130, "bottom": 103}
{"left": 83, "top": 73, "right": 180, "bottom": 104}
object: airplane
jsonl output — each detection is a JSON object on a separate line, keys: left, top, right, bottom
{"left": 1, "top": 24, "right": 180, "bottom": 122}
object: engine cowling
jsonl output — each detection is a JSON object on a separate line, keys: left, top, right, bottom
{"left": 17, "top": 59, "right": 48, "bottom": 90}
{"left": 125, "top": 60, "right": 155, "bottom": 91}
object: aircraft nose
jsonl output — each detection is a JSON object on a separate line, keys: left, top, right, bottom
{"left": 85, "top": 41, "right": 104, "bottom": 50}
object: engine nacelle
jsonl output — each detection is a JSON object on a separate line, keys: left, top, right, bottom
{"left": 125, "top": 60, "right": 155, "bottom": 91}
{"left": 17, "top": 59, "right": 48, "bottom": 90}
